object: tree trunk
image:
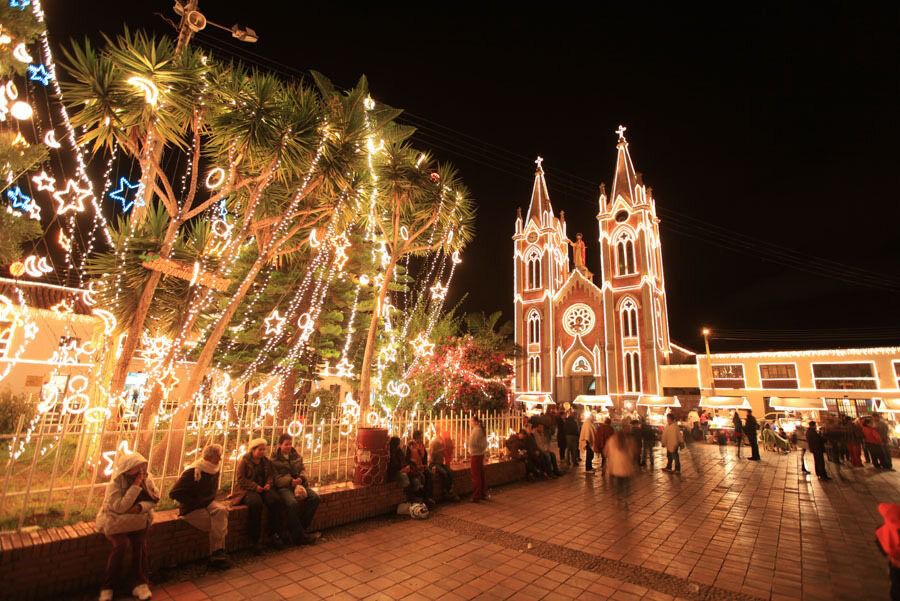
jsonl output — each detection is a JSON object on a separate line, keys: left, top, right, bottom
{"left": 277, "top": 369, "right": 298, "bottom": 423}
{"left": 109, "top": 270, "right": 163, "bottom": 395}
{"left": 357, "top": 257, "right": 396, "bottom": 410}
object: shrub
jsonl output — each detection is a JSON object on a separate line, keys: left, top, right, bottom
{"left": 0, "top": 388, "right": 34, "bottom": 434}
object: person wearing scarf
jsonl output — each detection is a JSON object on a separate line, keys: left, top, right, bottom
{"left": 170, "top": 444, "right": 233, "bottom": 570}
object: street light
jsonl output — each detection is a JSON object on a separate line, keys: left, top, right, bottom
{"left": 702, "top": 327, "right": 715, "bottom": 396}
{"left": 172, "top": 1, "right": 258, "bottom": 43}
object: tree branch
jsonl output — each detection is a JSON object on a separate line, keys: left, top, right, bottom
{"left": 181, "top": 110, "right": 204, "bottom": 215}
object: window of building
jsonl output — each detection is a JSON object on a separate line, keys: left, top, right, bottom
{"left": 528, "top": 355, "right": 541, "bottom": 391}
{"left": 528, "top": 311, "right": 541, "bottom": 345}
{"left": 624, "top": 351, "right": 641, "bottom": 392}
{"left": 759, "top": 363, "right": 798, "bottom": 389}
{"left": 525, "top": 248, "right": 542, "bottom": 290}
{"left": 615, "top": 231, "right": 636, "bottom": 276}
{"left": 620, "top": 298, "right": 638, "bottom": 338}
{"left": 823, "top": 397, "right": 874, "bottom": 417}
{"left": 812, "top": 362, "right": 877, "bottom": 390}
{"left": 0, "top": 321, "right": 13, "bottom": 358}
{"left": 712, "top": 364, "right": 745, "bottom": 389}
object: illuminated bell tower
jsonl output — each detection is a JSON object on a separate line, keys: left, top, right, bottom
{"left": 597, "top": 126, "right": 672, "bottom": 404}
{"left": 513, "top": 157, "right": 570, "bottom": 395}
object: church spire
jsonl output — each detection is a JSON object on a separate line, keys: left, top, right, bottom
{"left": 610, "top": 125, "right": 640, "bottom": 206}
{"left": 525, "top": 156, "right": 554, "bottom": 226}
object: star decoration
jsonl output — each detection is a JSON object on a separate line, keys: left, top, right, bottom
{"left": 9, "top": 0, "right": 31, "bottom": 10}
{"left": 430, "top": 282, "right": 448, "bottom": 301}
{"left": 334, "top": 358, "right": 354, "bottom": 379}
{"left": 410, "top": 334, "right": 435, "bottom": 357}
{"left": 58, "top": 229, "right": 72, "bottom": 252}
{"left": 51, "top": 299, "right": 74, "bottom": 315}
{"left": 108, "top": 177, "right": 144, "bottom": 213}
{"left": 31, "top": 171, "right": 56, "bottom": 192}
{"left": 23, "top": 321, "right": 38, "bottom": 340}
{"left": 6, "top": 185, "right": 40, "bottom": 220}
{"left": 263, "top": 310, "right": 286, "bottom": 337}
{"left": 53, "top": 179, "right": 92, "bottom": 215}
{"left": 26, "top": 63, "right": 52, "bottom": 86}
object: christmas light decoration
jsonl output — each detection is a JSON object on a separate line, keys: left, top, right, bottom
{"left": 386, "top": 380, "right": 410, "bottom": 398}
{"left": 61, "top": 375, "right": 90, "bottom": 415}
{"left": 263, "top": 309, "right": 286, "bottom": 337}
{"left": 21, "top": 254, "right": 52, "bottom": 277}
{"left": 6, "top": 186, "right": 40, "bottom": 219}
{"left": 52, "top": 179, "right": 91, "bottom": 214}
{"left": 451, "top": 250, "right": 462, "bottom": 264}
{"left": 31, "top": 171, "right": 55, "bottom": 192}
{"left": 204, "top": 167, "right": 226, "bottom": 189}
{"left": 9, "top": 0, "right": 32, "bottom": 9}
{"left": 430, "top": 282, "right": 447, "bottom": 301}
{"left": 26, "top": 62, "right": 51, "bottom": 85}
{"left": 102, "top": 441, "right": 131, "bottom": 477}
{"left": 126, "top": 75, "right": 158, "bottom": 106}
{"left": 9, "top": 100, "right": 31, "bottom": 120}
{"left": 108, "top": 176, "right": 144, "bottom": 212}
{"left": 93, "top": 308, "right": 117, "bottom": 335}
{"left": 308, "top": 228, "right": 320, "bottom": 248}
{"left": 411, "top": 334, "right": 435, "bottom": 357}
{"left": 12, "top": 42, "right": 31, "bottom": 63}
{"left": 42, "top": 130, "right": 60, "bottom": 148}
{"left": 310, "top": 396, "right": 321, "bottom": 408}
{"left": 287, "top": 419, "right": 304, "bottom": 437}
{"left": 57, "top": 228, "right": 71, "bottom": 252}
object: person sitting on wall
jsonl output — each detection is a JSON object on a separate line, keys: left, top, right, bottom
{"left": 169, "top": 444, "right": 234, "bottom": 570}
{"left": 506, "top": 430, "right": 539, "bottom": 480}
{"left": 524, "top": 423, "right": 552, "bottom": 478}
{"left": 95, "top": 451, "right": 159, "bottom": 601}
{"left": 271, "top": 434, "right": 321, "bottom": 545}
{"left": 429, "top": 431, "right": 460, "bottom": 501}
{"left": 406, "top": 430, "right": 436, "bottom": 507}
{"left": 533, "top": 422, "right": 562, "bottom": 477}
{"left": 228, "top": 438, "right": 287, "bottom": 553}
{"left": 388, "top": 436, "right": 420, "bottom": 500}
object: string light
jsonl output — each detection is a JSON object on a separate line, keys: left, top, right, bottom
{"left": 12, "top": 42, "right": 31, "bottom": 63}
{"left": 108, "top": 177, "right": 144, "bottom": 212}
{"left": 26, "top": 62, "right": 51, "bottom": 85}
{"left": 126, "top": 75, "right": 159, "bottom": 105}
{"left": 411, "top": 334, "right": 435, "bottom": 357}
{"left": 52, "top": 179, "right": 91, "bottom": 214}
{"left": 263, "top": 309, "right": 286, "bottom": 337}
{"left": 30, "top": 171, "right": 55, "bottom": 192}
{"left": 6, "top": 186, "right": 40, "bottom": 219}
{"left": 21, "top": 254, "right": 52, "bottom": 277}
{"left": 9, "top": 100, "right": 31, "bottom": 120}
{"left": 42, "top": 130, "right": 60, "bottom": 148}
{"left": 205, "top": 167, "right": 226, "bottom": 189}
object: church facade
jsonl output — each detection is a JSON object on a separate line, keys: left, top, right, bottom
{"left": 512, "top": 128, "right": 674, "bottom": 406}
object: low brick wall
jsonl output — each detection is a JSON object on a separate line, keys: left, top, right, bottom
{"left": 0, "top": 459, "right": 524, "bottom": 601}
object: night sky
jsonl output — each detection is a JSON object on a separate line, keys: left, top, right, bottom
{"left": 45, "top": 1, "right": 900, "bottom": 353}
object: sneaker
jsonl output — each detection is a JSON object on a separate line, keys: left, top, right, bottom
{"left": 99, "top": 590, "right": 114, "bottom": 601}
{"left": 132, "top": 583, "right": 152, "bottom": 600}
{"left": 209, "top": 550, "right": 234, "bottom": 570}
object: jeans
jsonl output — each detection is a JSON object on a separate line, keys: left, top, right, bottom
{"left": 665, "top": 449, "right": 681, "bottom": 472}
{"left": 243, "top": 489, "right": 285, "bottom": 544}
{"left": 181, "top": 501, "right": 228, "bottom": 553}
{"left": 641, "top": 441, "right": 655, "bottom": 466}
{"left": 542, "top": 451, "right": 560, "bottom": 474}
{"left": 433, "top": 464, "right": 454, "bottom": 494}
{"left": 565, "top": 435, "right": 580, "bottom": 464}
{"left": 103, "top": 528, "right": 149, "bottom": 590}
{"left": 470, "top": 455, "right": 486, "bottom": 500}
{"left": 867, "top": 443, "right": 887, "bottom": 469}
{"left": 748, "top": 435, "right": 761, "bottom": 460}
{"left": 277, "top": 485, "right": 321, "bottom": 539}
{"left": 585, "top": 445, "right": 595, "bottom": 471}
{"left": 883, "top": 444, "right": 894, "bottom": 470}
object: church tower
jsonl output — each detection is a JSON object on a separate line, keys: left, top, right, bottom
{"left": 597, "top": 126, "right": 672, "bottom": 403}
{"left": 513, "top": 158, "right": 570, "bottom": 394}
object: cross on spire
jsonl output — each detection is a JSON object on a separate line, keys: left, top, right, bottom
{"left": 616, "top": 125, "right": 627, "bottom": 141}
{"left": 535, "top": 155, "right": 544, "bottom": 173}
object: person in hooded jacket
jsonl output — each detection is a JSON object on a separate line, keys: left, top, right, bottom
{"left": 95, "top": 451, "right": 159, "bottom": 601}
{"left": 169, "top": 444, "right": 233, "bottom": 570}
{"left": 228, "top": 438, "right": 287, "bottom": 552}
{"left": 271, "top": 434, "right": 321, "bottom": 545}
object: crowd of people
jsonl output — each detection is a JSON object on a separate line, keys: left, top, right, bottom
{"left": 794, "top": 414, "right": 895, "bottom": 480}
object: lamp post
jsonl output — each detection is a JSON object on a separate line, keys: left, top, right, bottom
{"left": 702, "top": 327, "right": 715, "bottom": 396}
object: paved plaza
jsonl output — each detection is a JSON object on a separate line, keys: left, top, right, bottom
{"left": 82, "top": 444, "right": 899, "bottom": 601}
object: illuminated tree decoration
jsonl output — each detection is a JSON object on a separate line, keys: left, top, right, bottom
{"left": 12, "top": 42, "right": 31, "bottom": 63}
{"left": 126, "top": 75, "right": 159, "bottom": 106}
{"left": 9, "top": 0, "right": 32, "bottom": 10}
{"left": 263, "top": 309, "right": 286, "bottom": 337}
{"left": 22, "top": 254, "right": 52, "bottom": 277}
{"left": 6, "top": 185, "right": 40, "bottom": 219}
{"left": 52, "top": 179, "right": 92, "bottom": 215}
{"left": 42, "top": 130, "right": 60, "bottom": 148}
{"left": 430, "top": 282, "right": 448, "bottom": 301}
{"left": 108, "top": 176, "right": 144, "bottom": 213}
{"left": 26, "top": 62, "right": 51, "bottom": 86}
{"left": 30, "top": 171, "right": 55, "bottom": 192}
{"left": 410, "top": 334, "right": 435, "bottom": 357}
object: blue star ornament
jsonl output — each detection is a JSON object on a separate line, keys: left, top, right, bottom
{"left": 27, "top": 63, "right": 52, "bottom": 86}
{"left": 109, "top": 177, "right": 144, "bottom": 213}
{"left": 6, "top": 185, "right": 39, "bottom": 220}
{"left": 9, "top": 0, "right": 31, "bottom": 10}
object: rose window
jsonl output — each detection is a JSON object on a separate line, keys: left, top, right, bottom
{"left": 562, "top": 304, "right": 595, "bottom": 337}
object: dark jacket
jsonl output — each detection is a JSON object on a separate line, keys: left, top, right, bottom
{"left": 732, "top": 413, "right": 743, "bottom": 434}
{"left": 807, "top": 428, "right": 825, "bottom": 454}
{"left": 387, "top": 446, "right": 411, "bottom": 482}
{"left": 555, "top": 416, "right": 567, "bottom": 448}
{"left": 744, "top": 415, "right": 759, "bottom": 437}
{"left": 564, "top": 416, "right": 579, "bottom": 436}
{"left": 271, "top": 447, "right": 306, "bottom": 488}
{"left": 595, "top": 422, "right": 615, "bottom": 452}
{"left": 227, "top": 453, "right": 274, "bottom": 505}
{"left": 169, "top": 468, "right": 219, "bottom": 516}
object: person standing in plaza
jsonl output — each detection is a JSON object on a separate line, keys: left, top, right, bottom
{"left": 795, "top": 422, "right": 810, "bottom": 474}
{"left": 732, "top": 410, "right": 744, "bottom": 458}
{"left": 564, "top": 410, "right": 581, "bottom": 467}
{"left": 169, "top": 444, "right": 234, "bottom": 569}
{"left": 595, "top": 417, "right": 615, "bottom": 470}
{"left": 687, "top": 408, "right": 701, "bottom": 441}
{"left": 661, "top": 413, "right": 684, "bottom": 473}
{"left": 700, "top": 409, "right": 710, "bottom": 440}
{"left": 862, "top": 418, "right": 888, "bottom": 470}
{"left": 605, "top": 422, "right": 637, "bottom": 508}
{"left": 580, "top": 413, "right": 597, "bottom": 472}
{"left": 873, "top": 413, "right": 894, "bottom": 471}
{"left": 744, "top": 409, "right": 761, "bottom": 461}
{"left": 555, "top": 408, "right": 568, "bottom": 466}
{"left": 806, "top": 421, "right": 831, "bottom": 480}
{"left": 640, "top": 418, "right": 658, "bottom": 468}
{"left": 95, "top": 452, "right": 159, "bottom": 601}
{"left": 468, "top": 415, "right": 489, "bottom": 502}
{"left": 847, "top": 417, "right": 864, "bottom": 468}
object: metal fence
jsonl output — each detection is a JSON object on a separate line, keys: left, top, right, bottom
{"left": 0, "top": 408, "right": 524, "bottom": 532}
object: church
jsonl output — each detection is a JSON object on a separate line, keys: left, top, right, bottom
{"left": 511, "top": 127, "right": 900, "bottom": 416}
{"left": 513, "top": 126, "right": 677, "bottom": 406}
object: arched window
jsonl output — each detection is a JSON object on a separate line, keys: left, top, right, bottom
{"left": 525, "top": 248, "right": 542, "bottom": 290}
{"left": 528, "top": 355, "right": 541, "bottom": 391}
{"left": 527, "top": 311, "right": 541, "bottom": 345}
{"left": 624, "top": 351, "right": 641, "bottom": 392}
{"left": 615, "top": 230, "right": 636, "bottom": 276}
{"left": 620, "top": 298, "right": 638, "bottom": 338}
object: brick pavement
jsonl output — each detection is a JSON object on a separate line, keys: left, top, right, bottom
{"left": 82, "top": 444, "right": 899, "bottom": 600}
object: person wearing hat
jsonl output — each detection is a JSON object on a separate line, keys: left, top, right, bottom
{"left": 229, "top": 438, "right": 287, "bottom": 552}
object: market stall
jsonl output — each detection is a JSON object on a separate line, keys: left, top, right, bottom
{"left": 572, "top": 394, "right": 613, "bottom": 420}
{"left": 515, "top": 392, "right": 555, "bottom": 417}
{"left": 637, "top": 395, "right": 681, "bottom": 427}
{"left": 768, "top": 396, "right": 827, "bottom": 435}
{"left": 699, "top": 396, "right": 751, "bottom": 443}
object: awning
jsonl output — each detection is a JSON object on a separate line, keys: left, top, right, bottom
{"left": 637, "top": 395, "right": 681, "bottom": 408}
{"left": 573, "top": 394, "right": 613, "bottom": 408}
{"left": 700, "top": 396, "right": 752, "bottom": 409}
{"left": 875, "top": 398, "right": 900, "bottom": 413}
{"left": 769, "top": 397, "right": 826, "bottom": 412}
{"left": 515, "top": 393, "right": 555, "bottom": 406}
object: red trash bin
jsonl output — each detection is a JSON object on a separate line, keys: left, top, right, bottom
{"left": 354, "top": 427, "right": 389, "bottom": 486}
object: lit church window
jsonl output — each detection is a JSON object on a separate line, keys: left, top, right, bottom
{"left": 615, "top": 231, "right": 636, "bottom": 275}
{"left": 528, "top": 311, "right": 541, "bottom": 345}
{"left": 624, "top": 351, "right": 641, "bottom": 392}
{"left": 525, "top": 248, "right": 542, "bottom": 289}
{"left": 528, "top": 355, "right": 541, "bottom": 391}
{"left": 620, "top": 298, "right": 638, "bottom": 338}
